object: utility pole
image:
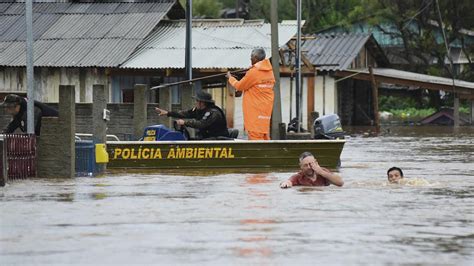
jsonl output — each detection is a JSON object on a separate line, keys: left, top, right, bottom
{"left": 25, "top": 0, "right": 34, "bottom": 134}
{"left": 270, "top": 0, "right": 282, "bottom": 139}
{"left": 295, "top": 0, "right": 302, "bottom": 132}
{"left": 185, "top": 0, "right": 192, "bottom": 80}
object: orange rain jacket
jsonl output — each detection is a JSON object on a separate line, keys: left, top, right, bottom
{"left": 229, "top": 59, "right": 275, "bottom": 134}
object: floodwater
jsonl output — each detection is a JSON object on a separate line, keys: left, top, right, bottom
{"left": 1, "top": 126, "right": 473, "bottom": 265}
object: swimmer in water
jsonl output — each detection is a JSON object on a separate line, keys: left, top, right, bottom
{"left": 387, "top": 167, "right": 404, "bottom": 183}
{"left": 280, "top": 152, "right": 344, "bottom": 188}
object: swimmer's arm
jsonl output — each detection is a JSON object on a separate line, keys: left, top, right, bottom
{"left": 317, "top": 168, "right": 344, "bottom": 187}
{"left": 280, "top": 180, "right": 292, "bottom": 189}
{"left": 280, "top": 174, "right": 299, "bottom": 189}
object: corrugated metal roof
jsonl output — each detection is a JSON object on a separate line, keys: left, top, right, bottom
{"left": 35, "top": 39, "right": 78, "bottom": 66}
{"left": 121, "top": 20, "right": 298, "bottom": 69}
{"left": 0, "top": 3, "right": 12, "bottom": 13}
{"left": 105, "top": 13, "right": 145, "bottom": 38}
{"left": 349, "top": 68, "right": 474, "bottom": 91}
{"left": 82, "top": 14, "right": 123, "bottom": 39}
{"left": 1, "top": 15, "right": 27, "bottom": 41}
{"left": 0, "top": 15, "right": 20, "bottom": 37}
{"left": 40, "top": 14, "right": 82, "bottom": 39}
{"left": 303, "top": 33, "right": 371, "bottom": 71}
{"left": 0, "top": 1, "right": 180, "bottom": 67}
{"left": 64, "top": 3, "right": 91, "bottom": 14}
{"left": 60, "top": 14, "right": 102, "bottom": 39}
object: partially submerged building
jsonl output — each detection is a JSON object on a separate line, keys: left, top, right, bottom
{"left": 281, "top": 33, "right": 474, "bottom": 127}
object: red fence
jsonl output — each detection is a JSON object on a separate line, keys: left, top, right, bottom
{"left": 1, "top": 134, "right": 37, "bottom": 186}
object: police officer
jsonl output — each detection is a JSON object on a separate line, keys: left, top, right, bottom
{"left": 1, "top": 94, "right": 58, "bottom": 136}
{"left": 155, "top": 91, "right": 229, "bottom": 140}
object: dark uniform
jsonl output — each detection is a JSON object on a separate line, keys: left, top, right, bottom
{"left": 167, "top": 104, "right": 229, "bottom": 139}
{"left": 2, "top": 95, "right": 58, "bottom": 136}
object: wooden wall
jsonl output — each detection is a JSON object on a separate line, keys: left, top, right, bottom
{"left": 0, "top": 67, "right": 110, "bottom": 103}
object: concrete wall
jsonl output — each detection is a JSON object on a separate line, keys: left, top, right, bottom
{"left": 0, "top": 103, "right": 169, "bottom": 141}
{"left": 0, "top": 67, "right": 110, "bottom": 103}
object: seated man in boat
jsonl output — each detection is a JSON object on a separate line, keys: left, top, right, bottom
{"left": 1, "top": 94, "right": 58, "bottom": 136}
{"left": 226, "top": 48, "right": 275, "bottom": 140}
{"left": 155, "top": 91, "right": 229, "bottom": 140}
{"left": 280, "top": 152, "right": 344, "bottom": 188}
{"left": 387, "top": 167, "right": 404, "bottom": 183}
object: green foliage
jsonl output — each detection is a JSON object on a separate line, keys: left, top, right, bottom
{"left": 388, "top": 108, "right": 436, "bottom": 119}
{"left": 180, "top": 0, "right": 222, "bottom": 18}
{"left": 379, "top": 95, "right": 419, "bottom": 110}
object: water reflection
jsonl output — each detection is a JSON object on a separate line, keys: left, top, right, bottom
{"left": 236, "top": 174, "right": 275, "bottom": 259}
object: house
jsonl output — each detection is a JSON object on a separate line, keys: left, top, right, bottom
{"left": 281, "top": 33, "right": 474, "bottom": 127}
{"left": 280, "top": 33, "right": 390, "bottom": 127}
{"left": 0, "top": 0, "right": 184, "bottom": 102}
{"left": 0, "top": 1, "right": 299, "bottom": 134}
{"left": 120, "top": 18, "right": 298, "bottom": 132}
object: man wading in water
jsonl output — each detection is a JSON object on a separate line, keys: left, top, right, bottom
{"left": 280, "top": 152, "right": 344, "bottom": 188}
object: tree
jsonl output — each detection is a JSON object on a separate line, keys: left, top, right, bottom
{"left": 179, "top": 0, "right": 222, "bottom": 18}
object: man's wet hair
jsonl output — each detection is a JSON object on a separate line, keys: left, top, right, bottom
{"left": 387, "top": 167, "right": 403, "bottom": 177}
{"left": 251, "top": 48, "right": 266, "bottom": 61}
{"left": 299, "top": 152, "right": 314, "bottom": 163}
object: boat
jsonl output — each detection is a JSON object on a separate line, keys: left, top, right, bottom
{"left": 106, "top": 139, "right": 345, "bottom": 170}
{"left": 105, "top": 114, "right": 346, "bottom": 170}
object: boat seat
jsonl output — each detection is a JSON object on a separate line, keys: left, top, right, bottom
{"left": 228, "top": 128, "right": 239, "bottom": 139}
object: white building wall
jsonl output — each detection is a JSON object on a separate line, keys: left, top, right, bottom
{"left": 278, "top": 77, "right": 309, "bottom": 129}
{"left": 314, "top": 75, "right": 337, "bottom": 116}
{"left": 0, "top": 67, "right": 108, "bottom": 103}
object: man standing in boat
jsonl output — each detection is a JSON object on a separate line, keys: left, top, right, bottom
{"left": 226, "top": 48, "right": 275, "bottom": 140}
{"left": 280, "top": 152, "right": 344, "bottom": 188}
{"left": 155, "top": 91, "right": 229, "bottom": 140}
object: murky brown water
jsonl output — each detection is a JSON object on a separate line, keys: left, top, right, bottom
{"left": 1, "top": 126, "right": 473, "bottom": 265}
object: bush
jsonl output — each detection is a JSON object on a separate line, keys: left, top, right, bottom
{"left": 379, "top": 95, "right": 419, "bottom": 111}
{"left": 388, "top": 108, "right": 436, "bottom": 119}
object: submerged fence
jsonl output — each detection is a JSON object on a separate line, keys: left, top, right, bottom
{"left": 1, "top": 134, "right": 37, "bottom": 186}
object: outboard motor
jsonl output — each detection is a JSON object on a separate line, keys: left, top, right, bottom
{"left": 313, "top": 114, "right": 345, "bottom": 140}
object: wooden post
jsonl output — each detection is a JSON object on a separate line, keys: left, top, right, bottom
{"left": 369, "top": 66, "right": 380, "bottom": 132}
{"left": 270, "top": 0, "right": 282, "bottom": 139}
{"left": 133, "top": 84, "right": 148, "bottom": 140}
{"left": 453, "top": 94, "right": 460, "bottom": 128}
